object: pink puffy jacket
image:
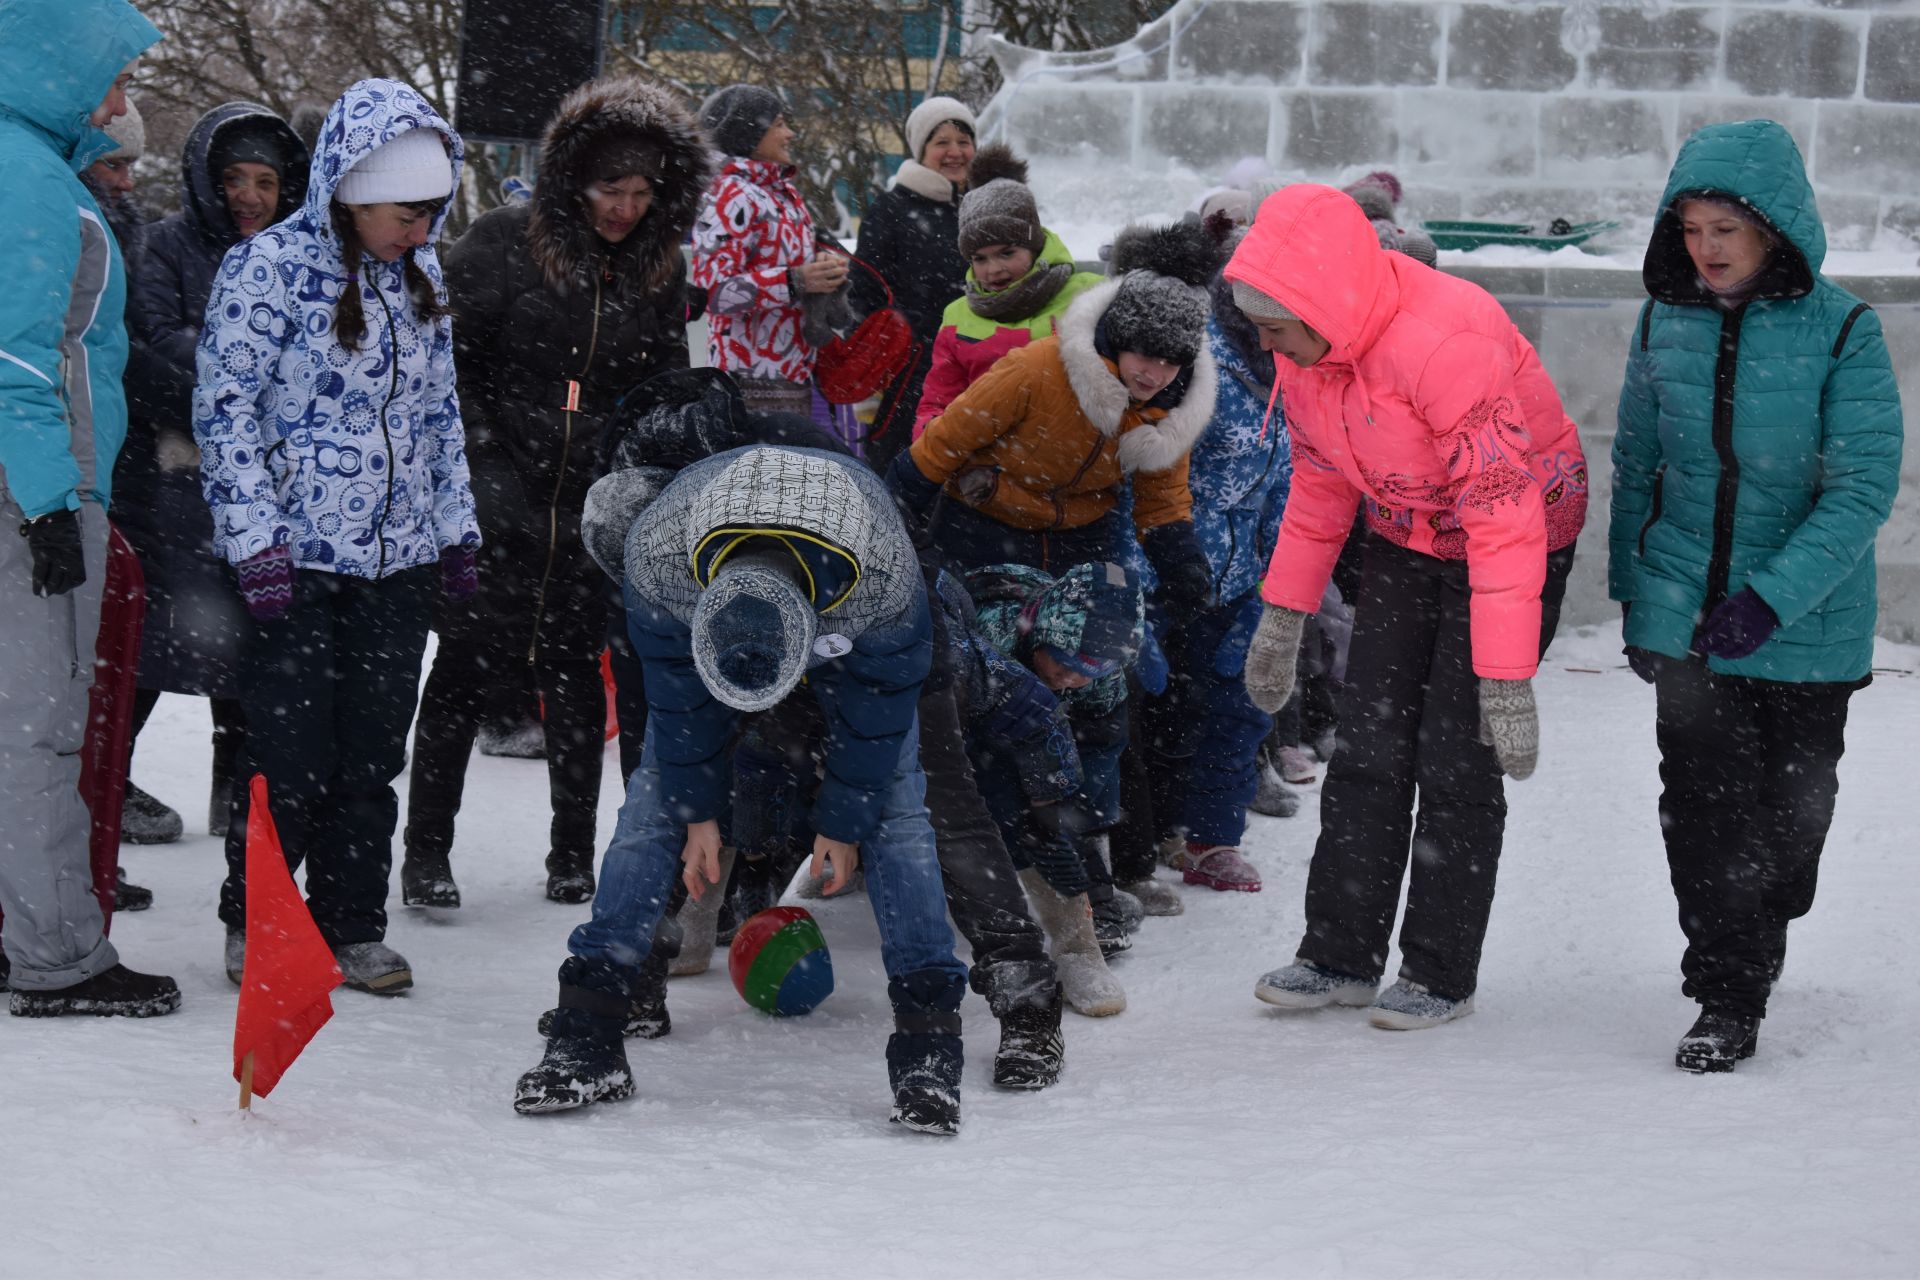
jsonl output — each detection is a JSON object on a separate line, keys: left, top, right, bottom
{"left": 1224, "top": 185, "right": 1588, "bottom": 678}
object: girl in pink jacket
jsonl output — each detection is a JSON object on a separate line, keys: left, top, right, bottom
{"left": 1229, "top": 184, "right": 1587, "bottom": 1030}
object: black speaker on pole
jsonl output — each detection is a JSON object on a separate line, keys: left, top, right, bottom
{"left": 456, "top": 0, "right": 608, "bottom": 144}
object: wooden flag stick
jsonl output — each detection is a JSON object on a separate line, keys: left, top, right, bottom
{"left": 238, "top": 1050, "right": 255, "bottom": 1111}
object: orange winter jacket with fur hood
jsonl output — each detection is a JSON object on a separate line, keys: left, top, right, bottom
{"left": 909, "top": 278, "right": 1217, "bottom": 533}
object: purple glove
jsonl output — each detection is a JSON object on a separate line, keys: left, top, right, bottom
{"left": 236, "top": 545, "right": 294, "bottom": 622}
{"left": 440, "top": 545, "right": 478, "bottom": 603}
{"left": 1694, "top": 587, "right": 1778, "bottom": 660}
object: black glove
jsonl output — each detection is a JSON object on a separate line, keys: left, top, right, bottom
{"left": 1141, "top": 521, "right": 1212, "bottom": 610}
{"left": 885, "top": 448, "right": 942, "bottom": 514}
{"left": 20, "top": 509, "right": 84, "bottom": 597}
{"left": 1625, "top": 647, "right": 1661, "bottom": 685}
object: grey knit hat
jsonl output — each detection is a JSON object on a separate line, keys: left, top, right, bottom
{"left": 699, "top": 85, "right": 785, "bottom": 159}
{"left": 958, "top": 178, "right": 1044, "bottom": 257}
{"left": 691, "top": 552, "right": 817, "bottom": 712}
{"left": 1231, "top": 278, "right": 1298, "bottom": 322}
{"left": 101, "top": 99, "right": 145, "bottom": 162}
{"left": 1104, "top": 270, "right": 1211, "bottom": 366}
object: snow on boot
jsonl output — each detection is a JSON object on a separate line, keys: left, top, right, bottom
{"left": 1119, "top": 875, "right": 1184, "bottom": 916}
{"left": 1311, "top": 726, "right": 1339, "bottom": 762}
{"left": 669, "top": 845, "right": 735, "bottom": 976}
{"left": 1018, "top": 869, "right": 1125, "bottom": 1016}
{"left": 1254, "top": 958, "right": 1377, "bottom": 1010}
{"left": 536, "top": 983, "right": 671, "bottom": 1040}
{"left": 9, "top": 964, "right": 181, "bottom": 1018}
{"left": 1275, "top": 744, "right": 1319, "bottom": 785}
{"left": 333, "top": 941, "right": 413, "bottom": 995}
{"left": 992, "top": 992, "right": 1064, "bottom": 1090}
{"left": 401, "top": 854, "right": 461, "bottom": 909}
{"left": 545, "top": 849, "right": 596, "bottom": 904}
{"left": 120, "top": 781, "right": 183, "bottom": 845}
{"left": 887, "top": 969, "right": 965, "bottom": 1136}
{"left": 224, "top": 928, "right": 245, "bottom": 986}
{"left": 1249, "top": 761, "right": 1300, "bottom": 818}
{"left": 515, "top": 1008, "right": 633, "bottom": 1115}
{"left": 1676, "top": 1009, "right": 1760, "bottom": 1074}
{"left": 1367, "top": 979, "right": 1474, "bottom": 1030}
{"left": 113, "top": 867, "right": 153, "bottom": 912}
{"left": 1182, "top": 843, "right": 1263, "bottom": 893}
{"left": 477, "top": 719, "right": 545, "bottom": 759}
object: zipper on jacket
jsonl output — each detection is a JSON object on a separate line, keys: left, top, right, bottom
{"left": 1703, "top": 308, "right": 1746, "bottom": 613}
{"left": 370, "top": 274, "right": 401, "bottom": 578}
{"left": 1637, "top": 463, "right": 1666, "bottom": 558}
{"left": 1052, "top": 436, "right": 1106, "bottom": 532}
{"left": 528, "top": 273, "right": 604, "bottom": 665}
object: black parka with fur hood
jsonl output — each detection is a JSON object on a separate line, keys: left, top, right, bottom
{"left": 444, "top": 76, "right": 710, "bottom": 645}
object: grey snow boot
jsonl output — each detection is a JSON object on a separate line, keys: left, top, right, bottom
{"left": 1254, "top": 958, "right": 1377, "bottom": 1010}
{"left": 225, "top": 928, "right": 246, "bottom": 985}
{"left": 1367, "top": 979, "right": 1474, "bottom": 1030}
{"left": 1119, "top": 876, "right": 1184, "bottom": 916}
{"left": 121, "top": 781, "right": 183, "bottom": 845}
{"left": 668, "top": 844, "right": 736, "bottom": 976}
{"left": 1018, "top": 868, "right": 1125, "bottom": 1017}
{"left": 333, "top": 941, "right": 413, "bottom": 995}
{"left": 1249, "top": 759, "right": 1300, "bottom": 818}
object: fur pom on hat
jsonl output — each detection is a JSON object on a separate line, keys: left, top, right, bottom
{"left": 958, "top": 144, "right": 1043, "bottom": 257}
{"left": 1343, "top": 170, "right": 1403, "bottom": 221}
{"left": 1101, "top": 219, "right": 1230, "bottom": 366}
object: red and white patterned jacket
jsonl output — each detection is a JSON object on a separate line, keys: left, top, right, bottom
{"left": 691, "top": 157, "right": 818, "bottom": 383}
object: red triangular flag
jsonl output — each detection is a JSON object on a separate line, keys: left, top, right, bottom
{"left": 233, "top": 774, "right": 342, "bottom": 1099}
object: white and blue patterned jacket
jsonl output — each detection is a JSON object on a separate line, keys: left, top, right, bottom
{"left": 192, "top": 78, "right": 478, "bottom": 577}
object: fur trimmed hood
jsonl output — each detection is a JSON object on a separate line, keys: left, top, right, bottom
{"left": 527, "top": 77, "right": 712, "bottom": 298}
{"left": 1056, "top": 278, "right": 1217, "bottom": 474}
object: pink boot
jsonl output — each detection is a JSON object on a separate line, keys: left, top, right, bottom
{"left": 1181, "top": 843, "right": 1262, "bottom": 892}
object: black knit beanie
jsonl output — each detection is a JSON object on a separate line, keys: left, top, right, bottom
{"left": 698, "top": 85, "right": 785, "bottom": 159}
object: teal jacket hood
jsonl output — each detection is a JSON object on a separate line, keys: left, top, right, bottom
{"left": 0, "top": 0, "right": 160, "bottom": 168}
{"left": 1643, "top": 119, "right": 1824, "bottom": 306}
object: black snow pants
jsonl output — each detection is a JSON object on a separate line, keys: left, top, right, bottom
{"left": 219, "top": 567, "right": 434, "bottom": 946}
{"left": 1652, "top": 655, "right": 1857, "bottom": 1019}
{"left": 1297, "top": 536, "right": 1572, "bottom": 1000}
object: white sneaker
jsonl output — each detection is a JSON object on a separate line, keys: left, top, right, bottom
{"left": 1254, "top": 958, "right": 1377, "bottom": 1009}
{"left": 1367, "top": 979, "right": 1474, "bottom": 1030}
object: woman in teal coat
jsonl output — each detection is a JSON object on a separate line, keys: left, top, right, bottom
{"left": 1610, "top": 119, "right": 1902, "bottom": 1074}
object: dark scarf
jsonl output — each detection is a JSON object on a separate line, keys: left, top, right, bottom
{"left": 966, "top": 259, "right": 1074, "bottom": 322}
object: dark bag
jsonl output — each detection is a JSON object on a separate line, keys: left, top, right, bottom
{"left": 814, "top": 251, "right": 917, "bottom": 406}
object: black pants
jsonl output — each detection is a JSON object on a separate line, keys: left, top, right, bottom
{"left": 732, "top": 673, "right": 1058, "bottom": 1016}
{"left": 129, "top": 686, "right": 246, "bottom": 792}
{"left": 219, "top": 567, "right": 433, "bottom": 946}
{"left": 1299, "top": 536, "right": 1573, "bottom": 1000}
{"left": 1653, "top": 657, "right": 1856, "bottom": 1018}
{"left": 406, "top": 573, "right": 606, "bottom": 873}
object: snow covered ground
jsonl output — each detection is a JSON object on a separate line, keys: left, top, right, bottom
{"left": 6, "top": 624, "right": 1919, "bottom": 1280}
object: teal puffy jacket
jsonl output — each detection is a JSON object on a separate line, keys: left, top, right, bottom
{"left": 1609, "top": 119, "right": 1903, "bottom": 683}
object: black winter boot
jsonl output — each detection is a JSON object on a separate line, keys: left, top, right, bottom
{"left": 545, "top": 848, "right": 596, "bottom": 904}
{"left": 120, "top": 781, "right": 183, "bottom": 845}
{"left": 113, "top": 867, "right": 153, "bottom": 912}
{"left": 536, "top": 948, "right": 671, "bottom": 1040}
{"left": 514, "top": 960, "right": 635, "bottom": 1115}
{"left": 992, "top": 990, "right": 1064, "bottom": 1090}
{"left": 1676, "top": 1009, "right": 1761, "bottom": 1074}
{"left": 9, "top": 964, "right": 181, "bottom": 1018}
{"left": 887, "top": 968, "right": 966, "bottom": 1136}
{"left": 209, "top": 723, "right": 241, "bottom": 838}
{"left": 401, "top": 852, "right": 461, "bottom": 909}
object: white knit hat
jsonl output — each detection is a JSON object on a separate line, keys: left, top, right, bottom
{"left": 102, "top": 99, "right": 145, "bottom": 162}
{"left": 905, "top": 95, "right": 975, "bottom": 162}
{"left": 334, "top": 127, "right": 453, "bottom": 204}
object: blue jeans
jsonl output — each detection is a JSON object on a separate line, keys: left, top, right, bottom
{"left": 569, "top": 715, "right": 963, "bottom": 986}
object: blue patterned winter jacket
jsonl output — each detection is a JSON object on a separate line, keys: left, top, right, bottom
{"left": 192, "top": 79, "right": 479, "bottom": 577}
{"left": 1193, "top": 317, "right": 1292, "bottom": 603}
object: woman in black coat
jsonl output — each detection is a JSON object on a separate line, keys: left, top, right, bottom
{"left": 120, "top": 100, "right": 307, "bottom": 839}
{"left": 852, "top": 95, "right": 975, "bottom": 471}
{"left": 401, "top": 77, "right": 711, "bottom": 907}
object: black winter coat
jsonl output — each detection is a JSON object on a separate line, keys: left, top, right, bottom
{"left": 853, "top": 175, "right": 967, "bottom": 460}
{"left": 446, "top": 78, "right": 709, "bottom": 660}
{"left": 119, "top": 101, "right": 307, "bottom": 695}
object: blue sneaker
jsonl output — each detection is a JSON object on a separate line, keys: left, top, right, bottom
{"left": 1253, "top": 958, "right": 1377, "bottom": 1010}
{"left": 1367, "top": 979, "right": 1474, "bottom": 1030}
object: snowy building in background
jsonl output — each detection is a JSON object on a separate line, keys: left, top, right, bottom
{"left": 976, "top": 0, "right": 1920, "bottom": 249}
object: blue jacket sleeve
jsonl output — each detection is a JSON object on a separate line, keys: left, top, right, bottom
{"left": 0, "top": 163, "right": 85, "bottom": 518}
{"left": 808, "top": 588, "right": 933, "bottom": 844}
{"left": 626, "top": 586, "right": 737, "bottom": 825}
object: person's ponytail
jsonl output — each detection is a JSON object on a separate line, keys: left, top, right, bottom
{"left": 329, "top": 199, "right": 448, "bottom": 350}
